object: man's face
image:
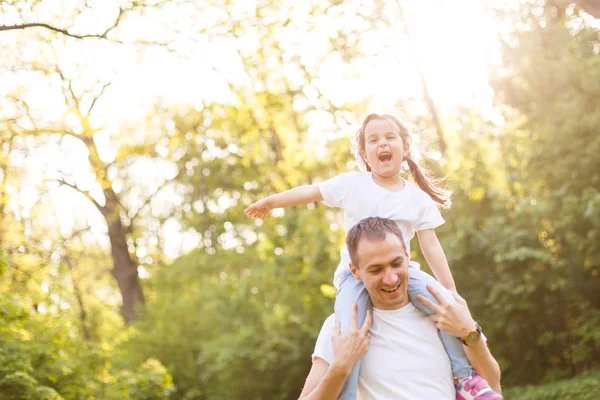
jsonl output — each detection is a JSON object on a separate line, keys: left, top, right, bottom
{"left": 350, "top": 233, "right": 410, "bottom": 310}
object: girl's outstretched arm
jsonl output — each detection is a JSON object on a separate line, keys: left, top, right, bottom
{"left": 245, "top": 184, "right": 323, "bottom": 220}
{"left": 417, "top": 229, "right": 457, "bottom": 292}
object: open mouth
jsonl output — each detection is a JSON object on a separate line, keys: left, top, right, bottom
{"left": 378, "top": 152, "right": 392, "bottom": 163}
{"left": 381, "top": 283, "right": 401, "bottom": 293}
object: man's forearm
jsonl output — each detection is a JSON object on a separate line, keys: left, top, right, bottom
{"left": 464, "top": 341, "right": 502, "bottom": 393}
{"left": 300, "top": 362, "right": 350, "bottom": 400}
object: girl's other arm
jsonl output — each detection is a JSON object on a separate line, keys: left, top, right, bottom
{"left": 417, "top": 229, "right": 457, "bottom": 292}
{"left": 245, "top": 184, "right": 324, "bottom": 220}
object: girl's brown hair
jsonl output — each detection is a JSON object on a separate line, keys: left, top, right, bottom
{"left": 355, "top": 113, "right": 451, "bottom": 208}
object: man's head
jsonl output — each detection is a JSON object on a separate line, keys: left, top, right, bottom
{"left": 346, "top": 217, "right": 410, "bottom": 310}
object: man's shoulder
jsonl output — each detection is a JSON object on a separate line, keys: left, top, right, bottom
{"left": 321, "top": 314, "right": 336, "bottom": 331}
{"left": 312, "top": 314, "right": 336, "bottom": 364}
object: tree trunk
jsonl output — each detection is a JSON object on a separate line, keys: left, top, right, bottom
{"left": 102, "top": 186, "right": 145, "bottom": 324}
{"left": 81, "top": 133, "right": 145, "bottom": 323}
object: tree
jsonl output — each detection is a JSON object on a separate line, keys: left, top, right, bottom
{"left": 433, "top": 0, "right": 600, "bottom": 386}
{"left": 0, "top": 0, "right": 391, "bottom": 329}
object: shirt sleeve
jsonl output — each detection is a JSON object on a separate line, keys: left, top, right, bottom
{"left": 311, "top": 314, "right": 335, "bottom": 364}
{"left": 415, "top": 196, "right": 445, "bottom": 231}
{"left": 317, "top": 173, "right": 353, "bottom": 208}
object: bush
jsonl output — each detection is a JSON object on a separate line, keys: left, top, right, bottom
{"left": 0, "top": 294, "right": 174, "bottom": 399}
{"left": 0, "top": 372, "right": 63, "bottom": 400}
{"left": 105, "top": 359, "right": 175, "bottom": 400}
{"left": 504, "top": 371, "right": 600, "bottom": 400}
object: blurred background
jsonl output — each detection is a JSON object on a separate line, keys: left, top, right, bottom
{"left": 1, "top": 0, "right": 599, "bottom": 399}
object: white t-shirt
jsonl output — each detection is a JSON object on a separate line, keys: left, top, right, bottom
{"left": 312, "top": 305, "right": 455, "bottom": 400}
{"left": 318, "top": 171, "right": 445, "bottom": 288}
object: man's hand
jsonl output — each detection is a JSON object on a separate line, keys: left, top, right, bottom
{"left": 331, "top": 305, "right": 373, "bottom": 374}
{"left": 244, "top": 198, "right": 272, "bottom": 220}
{"left": 297, "top": 307, "right": 373, "bottom": 400}
{"left": 416, "top": 285, "right": 476, "bottom": 339}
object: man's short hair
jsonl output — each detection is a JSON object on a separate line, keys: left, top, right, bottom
{"left": 346, "top": 217, "right": 406, "bottom": 268}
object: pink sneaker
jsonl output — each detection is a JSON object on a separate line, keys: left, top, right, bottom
{"left": 455, "top": 372, "right": 503, "bottom": 400}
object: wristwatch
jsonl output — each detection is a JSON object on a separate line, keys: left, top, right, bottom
{"left": 461, "top": 322, "right": 482, "bottom": 346}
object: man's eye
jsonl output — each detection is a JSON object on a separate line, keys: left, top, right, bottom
{"left": 393, "top": 262, "right": 403, "bottom": 268}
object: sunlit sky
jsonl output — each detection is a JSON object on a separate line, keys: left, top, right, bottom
{"left": 1, "top": 0, "right": 501, "bottom": 260}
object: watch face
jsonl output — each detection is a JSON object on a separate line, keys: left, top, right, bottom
{"left": 465, "top": 331, "right": 481, "bottom": 346}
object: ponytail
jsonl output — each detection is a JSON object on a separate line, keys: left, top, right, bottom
{"left": 406, "top": 157, "right": 451, "bottom": 208}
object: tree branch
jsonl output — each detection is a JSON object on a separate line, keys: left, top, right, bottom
{"left": 0, "top": 2, "right": 180, "bottom": 46}
{"left": 6, "top": 124, "right": 77, "bottom": 138}
{"left": 64, "top": 254, "right": 91, "bottom": 341}
{"left": 129, "top": 171, "right": 181, "bottom": 225}
{"left": 88, "top": 82, "right": 112, "bottom": 114}
{"left": 54, "top": 66, "right": 79, "bottom": 109}
{"left": 0, "top": 23, "right": 113, "bottom": 39}
{"left": 0, "top": 5, "right": 123, "bottom": 40}
{"left": 52, "top": 179, "right": 104, "bottom": 213}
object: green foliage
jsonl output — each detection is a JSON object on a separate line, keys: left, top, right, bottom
{"left": 0, "top": 294, "right": 96, "bottom": 398}
{"left": 120, "top": 205, "right": 341, "bottom": 399}
{"left": 462, "top": 1, "right": 600, "bottom": 386}
{"left": 0, "top": 294, "right": 174, "bottom": 399}
{"left": 0, "top": 372, "right": 63, "bottom": 400}
{"left": 504, "top": 370, "right": 600, "bottom": 400}
{"left": 105, "top": 359, "right": 175, "bottom": 400}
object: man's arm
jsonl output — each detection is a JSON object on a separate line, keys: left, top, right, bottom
{"left": 298, "top": 358, "right": 350, "bottom": 399}
{"left": 416, "top": 286, "right": 502, "bottom": 393}
{"left": 299, "top": 306, "right": 372, "bottom": 399}
{"left": 463, "top": 336, "right": 502, "bottom": 393}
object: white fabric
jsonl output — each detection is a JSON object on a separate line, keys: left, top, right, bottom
{"left": 312, "top": 305, "right": 455, "bottom": 400}
{"left": 317, "top": 171, "right": 445, "bottom": 288}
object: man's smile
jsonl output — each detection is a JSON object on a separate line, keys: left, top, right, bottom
{"left": 381, "top": 283, "right": 401, "bottom": 293}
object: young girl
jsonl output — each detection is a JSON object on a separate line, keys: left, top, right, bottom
{"left": 245, "top": 113, "right": 503, "bottom": 400}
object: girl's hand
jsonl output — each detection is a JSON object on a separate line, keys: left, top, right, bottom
{"left": 416, "top": 285, "right": 476, "bottom": 339}
{"left": 244, "top": 198, "right": 272, "bottom": 220}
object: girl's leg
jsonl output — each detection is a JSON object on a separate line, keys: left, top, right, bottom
{"left": 406, "top": 264, "right": 472, "bottom": 378}
{"left": 334, "top": 269, "right": 371, "bottom": 400}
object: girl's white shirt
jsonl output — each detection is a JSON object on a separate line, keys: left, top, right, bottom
{"left": 317, "top": 171, "right": 444, "bottom": 288}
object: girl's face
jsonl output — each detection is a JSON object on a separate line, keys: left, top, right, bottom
{"left": 361, "top": 119, "right": 408, "bottom": 178}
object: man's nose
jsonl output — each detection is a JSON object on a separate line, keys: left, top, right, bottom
{"left": 382, "top": 268, "right": 398, "bottom": 285}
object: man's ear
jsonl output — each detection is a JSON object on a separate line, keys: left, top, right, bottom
{"left": 349, "top": 262, "right": 360, "bottom": 280}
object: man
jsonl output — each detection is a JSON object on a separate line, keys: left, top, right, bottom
{"left": 299, "top": 217, "right": 502, "bottom": 399}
